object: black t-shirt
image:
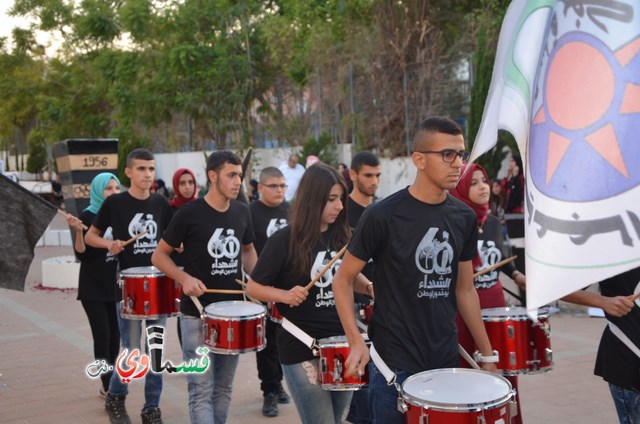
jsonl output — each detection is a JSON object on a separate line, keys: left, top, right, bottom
{"left": 347, "top": 196, "right": 368, "bottom": 229}
{"left": 348, "top": 188, "right": 477, "bottom": 374}
{"left": 251, "top": 226, "right": 346, "bottom": 364}
{"left": 475, "top": 215, "right": 516, "bottom": 290}
{"left": 249, "top": 200, "right": 289, "bottom": 255}
{"left": 76, "top": 210, "right": 119, "bottom": 302}
{"left": 92, "top": 191, "right": 173, "bottom": 271}
{"left": 594, "top": 267, "right": 640, "bottom": 391}
{"left": 162, "top": 199, "right": 255, "bottom": 317}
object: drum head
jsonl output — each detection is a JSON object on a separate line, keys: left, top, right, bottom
{"left": 402, "top": 369, "right": 512, "bottom": 410}
{"left": 120, "top": 266, "right": 164, "bottom": 277}
{"left": 204, "top": 301, "right": 265, "bottom": 318}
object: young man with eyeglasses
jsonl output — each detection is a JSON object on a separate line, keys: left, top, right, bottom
{"left": 248, "top": 166, "right": 292, "bottom": 417}
{"left": 333, "top": 116, "right": 497, "bottom": 423}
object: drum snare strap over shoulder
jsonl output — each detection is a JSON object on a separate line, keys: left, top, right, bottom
{"left": 190, "top": 296, "right": 205, "bottom": 317}
{"left": 282, "top": 318, "right": 319, "bottom": 356}
{"left": 608, "top": 320, "right": 640, "bottom": 358}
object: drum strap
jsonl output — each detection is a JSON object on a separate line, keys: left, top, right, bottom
{"left": 608, "top": 320, "right": 640, "bottom": 358}
{"left": 369, "top": 344, "right": 397, "bottom": 386}
{"left": 281, "top": 318, "right": 319, "bottom": 356}
{"left": 190, "top": 296, "right": 205, "bottom": 317}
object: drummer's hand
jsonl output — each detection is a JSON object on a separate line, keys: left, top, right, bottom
{"left": 602, "top": 296, "right": 635, "bottom": 317}
{"left": 181, "top": 275, "right": 207, "bottom": 297}
{"left": 513, "top": 272, "right": 526, "bottom": 289}
{"left": 345, "top": 338, "right": 370, "bottom": 379}
{"left": 175, "top": 243, "right": 184, "bottom": 254}
{"left": 108, "top": 239, "right": 125, "bottom": 255}
{"left": 65, "top": 214, "right": 84, "bottom": 232}
{"left": 480, "top": 361, "right": 498, "bottom": 373}
{"left": 282, "top": 285, "right": 308, "bottom": 307}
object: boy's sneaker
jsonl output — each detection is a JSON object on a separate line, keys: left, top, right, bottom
{"left": 277, "top": 385, "right": 291, "bottom": 404}
{"left": 141, "top": 407, "right": 163, "bottom": 424}
{"left": 262, "top": 392, "right": 278, "bottom": 417}
{"left": 104, "top": 394, "right": 132, "bottom": 424}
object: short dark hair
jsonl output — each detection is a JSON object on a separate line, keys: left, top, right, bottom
{"left": 259, "top": 166, "right": 284, "bottom": 183}
{"left": 206, "top": 151, "right": 242, "bottom": 173}
{"left": 126, "top": 148, "right": 154, "bottom": 167}
{"left": 350, "top": 151, "right": 380, "bottom": 173}
{"left": 413, "top": 116, "right": 463, "bottom": 151}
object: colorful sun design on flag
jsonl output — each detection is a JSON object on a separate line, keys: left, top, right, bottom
{"left": 529, "top": 32, "right": 640, "bottom": 201}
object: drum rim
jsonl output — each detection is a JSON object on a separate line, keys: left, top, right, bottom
{"left": 481, "top": 306, "right": 550, "bottom": 321}
{"left": 120, "top": 266, "right": 165, "bottom": 276}
{"left": 317, "top": 334, "right": 370, "bottom": 347}
{"left": 401, "top": 368, "right": 514, "bottom": 411}
{"left": 204, "top": 300, "right": 266, "bottom": 319}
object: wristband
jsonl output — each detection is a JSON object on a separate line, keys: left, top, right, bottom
{"left": 473, "top": 350, "right": 500, "bottom": 363}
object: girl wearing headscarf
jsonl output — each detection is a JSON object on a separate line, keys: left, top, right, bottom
{"left": 72, "top": 172, "right": 122, "bottom": 396}
{"left": 450, "top": 163, "right": 526, "bottom": 424}
{"left": 169, "top": 168, "right": 198, "bottom": 211}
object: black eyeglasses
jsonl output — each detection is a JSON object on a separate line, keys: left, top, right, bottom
{"left": 416, "top": 149, "right": 470, "bottom": 163}
{"left": 264, "top": 183, "right": 288, "bottom": 190}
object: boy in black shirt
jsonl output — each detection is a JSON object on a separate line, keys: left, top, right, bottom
{"left": 152, "top": 151, "right": 258, "bottom": 424}
{"left": 249, "top": 166, "right": 291, "bottom": 417}
{"left": 333, "top": 117, "right": 497, "bottom": 423}
{"left": 86, "top": 149, "right": 173, "bottom": 424}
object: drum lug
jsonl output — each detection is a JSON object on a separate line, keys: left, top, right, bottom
{"left": 320, "top": 357, "right": 327, "bottom": 374}
{"left": 144, "top": 301, "right": 150, "bottom": 314}
{"left": 209, "top": 326, "right": 218, "bottom": 346}
{"left": 477, "top": 414, "right": 486, "bottom": 424}
{"left": 128, "top": 298, "right": 134, "bottom": 312}
{"left": 507, "top": 324, "right": 514, "bottom": 339}
{"left": 228, "top": 327, "right": 234, "bottom": 342}
{"left": 332, "top": 358, "right": 343, "bottom": 383}
{"left": 420, "top": 412, "right": 429, "bottom": 424}
{"left": 396, "top": 397, "right": 408, "bottom": 414}
{"left": 144, "top": 278, "right": 149, "bottom": 292}
{"left": 175, "top": 298, "right": 181, "bottom": 311}
{"left": 509, "top": 399, "right": 519, "bottom": 419}
{"left": 545, "top": 348, "right": 553, "bottom": 363}
{"left": 509, "top": 351, "right": 516, "bottom": 366}
{"left": 257, "top": 323, "right": 264, "bottom": 343}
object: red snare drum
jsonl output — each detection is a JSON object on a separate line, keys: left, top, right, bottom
{"left": 318, "top": 335, "right": 370, "bottom": 391}
{"left": 203, "top": 301, "right": 266, "bottom": 354}
{"left": 399, "top": 368, "right": 516, "bottom": 424}
{"left": 268, "top": 302, "right": 282, "bottom": 324}
{"left": 481, "top": 307, "right": 553, "bottom": 375}
{"left": 119, "top": 266, "right": 182, "bottom": 319}
{"left": 358, "top": 301, "right": 374, "bottom": 324}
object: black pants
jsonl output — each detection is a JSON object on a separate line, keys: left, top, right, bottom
{"left": 81, "top": 300, "right": 120, "bottom": 392}
{"left": 256, "top": 318, "right": 283, "bottom": 394}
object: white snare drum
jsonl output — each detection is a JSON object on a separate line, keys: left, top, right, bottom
{"left": 317, "top": 334, "right": 371, "bottom": 391}
{"left": 399, "top": 368, "right": 516, "bottom": 424}
{"left": 119, "top": 266, "right": 182, "bottom": 319}
{"left": 203, "top": 301, "right": 266, "bottom": 354}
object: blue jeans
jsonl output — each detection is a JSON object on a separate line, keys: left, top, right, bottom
{"left": 181, "top": 315, "right": 240, "bottom": 424}
{"left": 368, "top": 361, "right": 411, "bottom": 424}
{"left": 108, "top": 303, "right": 165, "bottom": 411}
{"left": 610, "top": 384, "right": 640, "bottom": 424}
{"left": 282, "top": 359, "right": 353, "bottom": 424}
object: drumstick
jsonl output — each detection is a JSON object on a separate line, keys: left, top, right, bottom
{"left": 235, "top": 279, "right": 247, "bottom": 287}
{"left": 57, "top": 209, "right": 88, "bottom": 230}
{"left": 472, "top": 255, "right": 518, "bottom": 278}
{"left": 458, "top": 344, "right": 480, "bottom": 370}
{"left": 202, "top": 289, "right": 247, "bottom": 295}
{"left": 304, "top": 245, "right": 348, "bottom": 291}
{"left": 122, "top": 229, "right": 149, "bottom": 247}
{"left": 628, "top": 292, "right": 640, "bottom": 302}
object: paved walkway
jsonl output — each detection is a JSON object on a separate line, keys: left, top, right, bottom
{"left": 0, "top": 216, "right": 619, "bottom": 423}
